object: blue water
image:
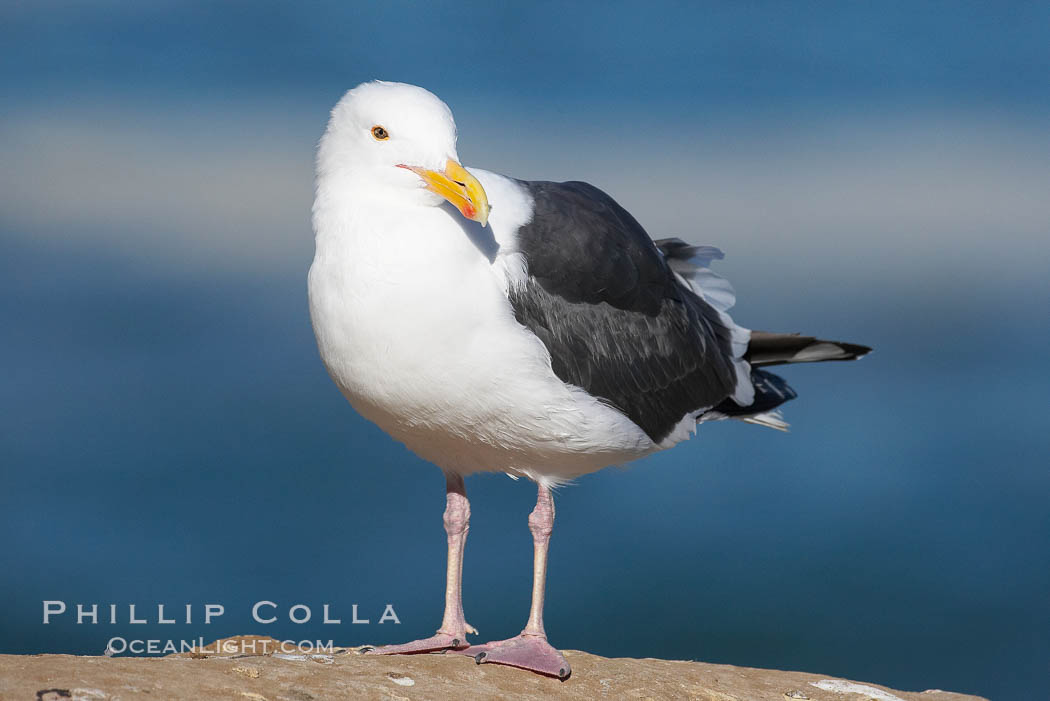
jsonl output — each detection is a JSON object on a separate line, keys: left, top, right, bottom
{"left": 1, "top": 232, "right": 1047, "bottom": 700}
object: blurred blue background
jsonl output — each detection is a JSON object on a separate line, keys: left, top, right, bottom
{"left": 2, "top": 2, "right": 1048, "bottom": 699}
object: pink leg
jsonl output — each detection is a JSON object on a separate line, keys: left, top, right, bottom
{"left": 368, "top": 473, "right": 476, "bottom": 654}
{"left": 460, "top": 483, "right": 571, "bottom": 679}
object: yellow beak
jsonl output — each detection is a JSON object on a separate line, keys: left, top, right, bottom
{"left": 399, "top": 159, "right": 490, "bottom": 227}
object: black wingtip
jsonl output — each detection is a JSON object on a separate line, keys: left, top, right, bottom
{"left": 849, "top": 342, "right": 873, "bottom": 358}
{"left": 746, "top": 332, "right": 872, "bottom": 367}
{"left": 832, "top": 340, "right": 873, "bottom": 361}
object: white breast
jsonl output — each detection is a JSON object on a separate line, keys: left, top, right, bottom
{"left": 308, "top": 191, "right": 653, "bottom": 484}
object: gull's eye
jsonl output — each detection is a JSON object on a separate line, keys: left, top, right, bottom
{"left": 371, "top": 125, "right": 390, "bottom": 141}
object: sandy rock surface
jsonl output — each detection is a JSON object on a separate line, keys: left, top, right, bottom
{"left": 0, "top": 636, "right": 988, "bottom": 701}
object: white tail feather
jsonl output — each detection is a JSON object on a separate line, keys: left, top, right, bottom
{"left": 740, "top": 411, "right": 790, "bottom": 432}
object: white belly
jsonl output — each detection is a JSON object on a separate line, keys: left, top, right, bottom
{"left": 307, "top": 206, "right": 653, "bottom": 482}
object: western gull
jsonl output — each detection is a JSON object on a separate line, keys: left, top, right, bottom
{"left": 308, "top": 81, "right": 871, "bottom": 679}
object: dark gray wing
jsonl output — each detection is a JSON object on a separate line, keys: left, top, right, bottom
{"left": 508, "top": 180, "right": 739, "bottom": 443}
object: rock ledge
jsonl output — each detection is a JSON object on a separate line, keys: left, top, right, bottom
{"left": 0, "top": 636, "right": 988, "bottom": 701}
